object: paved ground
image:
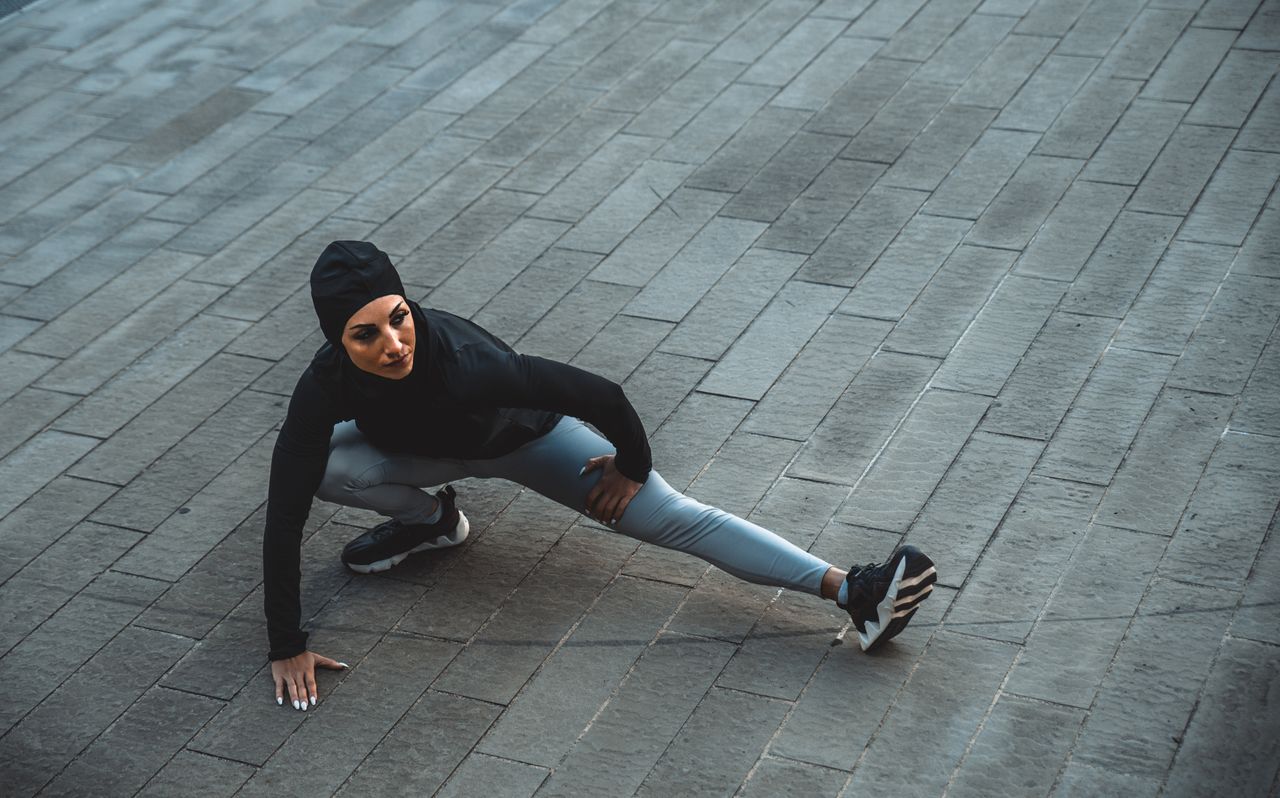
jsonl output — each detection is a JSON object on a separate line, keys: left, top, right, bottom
{"left": 1, "top": 0, "right": 1278, "bottom": 795}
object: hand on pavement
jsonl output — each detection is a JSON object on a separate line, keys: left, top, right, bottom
{"left": 271, "top": 650, "right": 348, "bottom": 711}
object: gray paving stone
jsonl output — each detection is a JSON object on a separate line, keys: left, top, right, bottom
{"left": 621, "top": 350, "right": 716, "bottom": 439}
{"left": 1058, "top": 0, "right": 1144, "bottom": 56}
{"left": 1160, "top": 431, "right": 1280, "bottom": 589}
{"left": 658, "top": 83, "right": 777, "bottom": 165}
{"left": 797, "top": 185, "right": 928, "bottom": 286}
{"left": 1114, "top": 241, "right": 1235, "bottom": 354}
{"left": 879, "top": 0, "right": 982, "bottom": 63}
{"left": 636, "top": 688, "right": 789, "bottom": 797}
{"left": 1103, "top": 7, "right": 1193, "bottom": 80}
{"left": 116, "top": 86, "right": 267, "bottom": 170}
{"left": 1192, "top": 0, "right": 1264, "bottom": 28}
{"left": 841, "top": 78, "right": 954, "bottom": 164}
{"left": 335, "top": 691, "right": 501, "bottom": 797}
{"left": 431, "top": 529, "right": 634, "bottom": 704}
{"left": 804, "top": 56, "right": 915, "bottom": 137}
{"left": 311, "top": 109, "right": 454, "bottom": 196}
{"left": 915, "top": 12, "right": 1016, "bottom": 86}
{"left": 1003, "top": 524, "right": 1164, "bottom": 708}
{"left": 947, "top": 476, "right": 1102, "bottom": 643}
{"left": 1037, "top": 76, "right": 1141, "bottom": 159}
{"left": 659, "top": 247, "right": 805, "bottom": 359}
{"left": 137, "top": 750, "right": 254, "bottom": 798}
{"left": 837, "top": 390, "right": 991, "bottom": 532}
{"left": 567, "top": 310, "right": 670, "bottom": 384}
{"left": 741, "top": 757, "right": 848, "bottom": 796}
{"left": 686, "top": 106, "right": 810, "bottom": 192}
{"left": 709, "top": 0, "right": 817, "bottom": 64}
{"left": 789, "top": 352, "right": 937, "bottom": 485}
{"left": 1181, "top": 149, "right": 1280, "bottom": 246}
{"left": 472, "top": 247, "right": 602, "bottom": 343}
{"left": 907, "top": 432, "right": 1043, "bottom": 588}
{"left": 1060, "top": 210, "right": 1179, "bottom": 318}
{"left": 1171, "top": 273, "right": 1280, "bottom": 394}
{"left": 1069, "top": 578, "right": 1233, "bottom": 781}
{"left": 843, "top": 631, "right": 1017, "bottom": 794}
{"left": 997, "top": 55, "right": 1098, "bottom": 134}
{"left": 742, "top": 314, "right": 889, "bottom": 440}
{"left": 475, "top": 577, "right": 685, "bottom": 767}
{"left": 148, "top": 134, "right": 307, "bottom": 225}
{"left": 527, "top": 133, "right": 663, "bottom": 224}
{"left": 838, "top": 214, "right": 971, "bottom": 319}
{"left": 1232, "top": 514, "right": 1280, "bottom": 644}
{"left": 372, "top": 160, "right": 508, "bottom": 258}
{"left": 1037, "top": 348, "right": 1175, "bottom": 484}
{"left": 588, "top": 189, "right": 727, "bottom": 287}
{"left": 1236, "top": 0, "right": 1280, "bottom": 48}
{"left": 0, "top": 430, "right": 98, "bottom": 520}
{"left": 543, "top": 0, "right": 658, "bottom": 67}
{"left": 1015, "top": 0, "right": 1093, "bottom": 36}
{"left": 697, "top": 281, "right": 844, "bottom": 400}
{"left": 714, "top": 590, "right": 845, "bottom": 703}
{"left": 288, "top": 85, "right": 431, "bottom": 168}
{"left": 1234, "top": 333, "right": 1280, "bottom": 436}
{"left": 1163, "top": 637, "right": 1280, "bottom": 796}
{"left": 1236, "top": 75, "right": 1280, "bottom": 152}
{"left": 1014, "top": 181, "right": 1131, "bottom": 282}
{"left": 1096, "top": 388, "right": 1235, "bottom": 535}
{"left": 722, "top": 131, "right": 849, "bottom": 222}
{"left": 738, "top": 16, "right": 845, "bottom": 87}
{"left": 847, "top": 0, "right": 928, "bottom": 38}
{"left": 951, "top": 34, "right": 1055, "bottom": 109}
{"left": 881, "top": 104, "right": 994, "bottom": 191}
{"left": 426, "top": 217, "right": 571, "bottom": 318}
{"left": 921, "top": 128, "right": 1039, "bottom": 219}
{"left": 772, "top": 35, "right": 882, "bottom": 110}
{"left": 269, "top": 62, "right": 408, "bottom": 142}
{"left": 402, "top": 189, "right": 538, "bottom": 289}
{"left": 626, "top": 56, "right": 745, "bottom": 138}
{"left": 0, "top": 623, "right": 192, "bottom": 797}
{"left": 499, "top": 110, "right": 630, "bottom": 195}
{"left": 596, "top": 38, "right": 710, "bottom": 112}
{"left": 1185, "top": 48, "right": 1280, "bottom": 127}
{"left": 557, "top": 159, "right": 693, "bottom": 254}
{"left": 515, "top": 279, "right": 636, "bottom": 362}
{"left": 981, "top": 310, "right": 1119, "bottom": 438}
{"left": 236, "top": 634, "right": 460, "bottom": 798}
{"left": 947, "top": 695, "right": 1084, "bottom": 798}
{"left": 0, "top": 112, "right": 109, "bottom": 190}
{"left": 1079, "top": 98, "right": 1185, "bottom": 185}
{"left": 1142, "top": 27, "right": 1236, "bottom": 103}
{"left": 0, "top": 135, "right": 127, "bottom": 224}
{"left": 0, "top": 474, "right": 115, "bottom": 586}
{"left": 966, "top": 155, "right": 1082, "bottom": 250}
{"left": 645, "top": 392, "right": 754, "bottom": 491}
{"left": 623, "top": 216, "right": 766, "bottom": 321}
{"left": 438, "top": 754, "right": 549, "bottom": 798}
{"left": 883, "top": 245, "right": 1015, "bottom": 358}
{"left": 416, "top": 38, "right": 545, "bottom": 106}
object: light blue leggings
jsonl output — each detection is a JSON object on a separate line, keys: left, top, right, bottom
{"left": 316, "top": 416, "right": 832, "bottom": 595}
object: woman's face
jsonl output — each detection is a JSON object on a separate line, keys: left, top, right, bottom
{"left": 342, "top": 294, "right": 415, "bottom": 379}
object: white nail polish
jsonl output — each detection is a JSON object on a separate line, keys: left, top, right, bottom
{"left": 338, "top": 662, "right": 350, "bottom": 669}
{"left": 293, "top": 700, "right": 300, "bottom": 710}
{"left": 578, "top": 466, "right": 586, "bottom": 477}
{"left": 310, "top": 695, "right": 317, "bottom": 706}
{"left": 300, "top": 701, "right": 307, "bottom": 712}
{"left": 277, "top": 697, "right": 283, "bottom": 706}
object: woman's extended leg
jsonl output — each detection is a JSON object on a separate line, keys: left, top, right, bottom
{"left": 475, "top": 417, "right": 834, "bottom": 597}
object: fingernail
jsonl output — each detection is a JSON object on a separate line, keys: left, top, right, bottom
{"left": 578, "top": 466, "right": 585, "bottom": 477}
{"left": 610, "top": 519, "right": 617, "bottom": 525}
{"left": 338, "top": 662, "right": 350, "bottom": 669}
{"left": 310, "top": 695, "right": 317, "bottom": 706}
{"left": 293, "top": 700, "right": 300, "bottom": 710}
{"left": 277, "top": 697, "right": 283, "bottom": 706}
{"left": 300, "top": 701, "right": 307, "bottom": 712}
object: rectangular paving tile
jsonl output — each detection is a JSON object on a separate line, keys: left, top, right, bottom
{"left": 1059, "top": 211, "right": 1179, "bottom": 318}
{"left": 756, "top": 158, "right": 884, "bottom": 254}
{"left": 1014, "top": 180, "right": 1131, "bottom": 282}
{"left": 1180, "top": 149, "right": 1280, "bottom": 246}
{"left": 1069, "top": 578, "right": 1234, "bottom": 781}
{"left": 1234, "top": 334, "right": 1280, "bottom": 436}
{"left": 1231, "top": 206, "right": 1280, "bottom": 279}
{"left": 771, "top": 35, "right": 882, "bottom": 111}
{"left": 1003, "top": 524, "right": 1164, "bottom": 708}
{"left": 841, "top": 78, "right": 955, "bottom": 164}
{"left": 556, "top": 159, "right": 694, "bottom": 254}
{"left": 797, "top": 185, "right": 929, "bottom": 287}
{"left": 838, "top": 214, "right": 972, "bottom": 320}
{"left": 1164, "top": 638, "right": 1280, "bottom": 796}
{"left": 721, "top": 130, "right": 848, "bottom": 222}
{"left": 921, "top": 128, "right": 1040, "bottom": 219}
{"left": 136, "top": 750, "right": 254, "bottom": 798}
{"left": 1160, "top": 431, "right": 1280, "bottom": 590}
{"left": 880, "top": 103, "right": 994, "bottom": 191}
{"left": 437, "top": 754, "right": 548, "bottom": 798}
{"left": 743, "top": 314, "right": 891, "bottom": 441}
{"left": 425, "top": 217, "right": 570, "bottom": 318}
{"left": 789, "top": 352, "right": 938, "bottom": 485}
{"left": 947, "top": 476, "right": 1103, "bottom": 644}
{"left": 915, "top": 12, "right": 1016, "bottom": 86}
{"left": 1232, "top": 513, "right": 1280, "bottom": 645}
{"left": 625, "top": 56, "right": 744, "bottom": 139}
{"left": 1236, "top": 75, "right": 1280, "bottom": 153}
{"left": 1079, "top": 98, "right": 1185, "bottom": 185}
{"left": 740, "top": 16, "right": 847, "bottom": 86}
{"left": 475, "top": 577, "right": 686, "bottom": 767}
{"left": 656, "top": 82, "right": 776, "bottom": 165}
{"left": 715, "top": 589, "right": 847, "bottom": 701}
{"left": 947, "top": 695, "right": 1084, "bottom": 798}
{"left": 685, "top": 105, "right": 810, "bottom": 192}
{"left": 623, "top": 217, "right": 766, "bottom": 322}
{"left": 1141, "top": 26, "right": 1236, "bottom": 103}
{"left": 1193, "top": 0, "right": 1265, "bottom": 29}
{"left": 1170, "top": 273, "right": 1280, "bottom": 394}
{"left": 1128, "top": 123, "right": 1234, "bottom": 216}
{"left": 951, "top": 33, "right": 1055, "bottom": 109}
{"left": 589, "top": 188, "right": 728, "bottom": 287}
{"left": 1185, "top": 48, "right": 1280, "bottom": 127}
{"left": 879, "top": 0, "right": 982, "bottom": 62}
{"left": 1113, "top": 241, "right": 1234, "bottom": 355}
{"left": 1095, "top": 388, "right": 1235, "bottom": 536}
{"left": 837, "top": 390, "right": 992, "bottom": 532}
{"left": 698, "top": 280, "right": 846, "bottom": 401}
{"left": 883, "top": 245, "right": 1014, "bottom": 358}
{"left": 1059, "top": 0, "right": 1144, "bottom": 55}
{"left": 1102, "top": 7, "right": 1192, "bottom": 80}
{"left": 804, "top": 56, "right": 915, "bottom": 137}
{"left": 1037, "top": 76, "right": 1141, "bottom": 159}
{"left": 844, "top": 631, "right": 1018, "bottom": 795}
{"left": 1036, "top": 348, "right": 1174, "bottom": 485}
{"left": 0, "top": 430, "right": 99, "bottom": 520}
{"left": 372, "top": 159, "right": 508, "bottom": 257}
{"left": 994, "top": 54, "right": 1097, "bottom": 132}
{"left": 966, "top": 156, "right": 1082, "bottom": 251}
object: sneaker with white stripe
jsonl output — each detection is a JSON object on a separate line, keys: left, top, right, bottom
{"left": 839, "top": 545, "right": 936, "bottom": 652}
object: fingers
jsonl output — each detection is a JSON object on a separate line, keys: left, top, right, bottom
{"left": 274, "top": 673, "right": 284, "bottom": 707}
{"left": 286, "top": 674, "right": 303, "bottom": 711}
{"left": 305, "top": 669, "right": 318, "bottom": 708}
{"left": 316, "top": 655, "right": 349, "bottom": 671}
{"left": 579, "top": 455, "right": 607, "bottom": 476}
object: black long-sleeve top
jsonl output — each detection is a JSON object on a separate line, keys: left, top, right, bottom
{"left": 263, "top": 303, "right": 651, "bottom": 660}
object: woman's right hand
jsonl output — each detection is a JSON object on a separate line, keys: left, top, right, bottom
{"left": 271, "top": 650, "right": 348, "bottom": 710}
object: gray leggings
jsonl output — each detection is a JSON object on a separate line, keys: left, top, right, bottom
{"left": 316, "top": 416, "right": 832, "bottom": 596}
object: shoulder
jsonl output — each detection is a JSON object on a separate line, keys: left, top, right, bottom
{"left": 420, "top": 306, "right": 514, "bottom": 356}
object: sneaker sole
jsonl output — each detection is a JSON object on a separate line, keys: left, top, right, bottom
{"left": 344, "top": 512, "right": 470, "bottom": 575}
{"left": 858, "top": 546, "right": 937, "bottom": 653}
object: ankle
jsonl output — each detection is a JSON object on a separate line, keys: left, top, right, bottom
{"left": 820, "top": 566, "right": 847, "bottom": 602}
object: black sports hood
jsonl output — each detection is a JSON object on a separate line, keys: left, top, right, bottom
{"left": 310, "top": 240, "right": 406, "bottom": 345}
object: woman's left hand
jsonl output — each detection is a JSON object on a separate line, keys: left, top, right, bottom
{"left": 580, "top": 455, "right": 642, "bottom": 526}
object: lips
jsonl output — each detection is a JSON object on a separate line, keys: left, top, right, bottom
{"left": 386, "top": 351, "right": 410, "bottom": 367}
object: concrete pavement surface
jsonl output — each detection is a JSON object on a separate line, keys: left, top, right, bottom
{"left": 0, "top": 0, "right": 1278, "bottom": 795}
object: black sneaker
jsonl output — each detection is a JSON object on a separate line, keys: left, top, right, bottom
{"left": 840, "top": 545, "right": 936, "bottom": 653}
{"left": 341, "top": 485, "right": 470, "bottom": 574}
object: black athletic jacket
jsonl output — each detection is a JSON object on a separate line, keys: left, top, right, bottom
{"left": 263, "top": 303, "right": 651, "bottom": 660}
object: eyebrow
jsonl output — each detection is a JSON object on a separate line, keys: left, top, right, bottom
{"left": 348, "top": 302, "right": 406, "bottom": 330}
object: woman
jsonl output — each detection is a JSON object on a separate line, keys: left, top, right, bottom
{"left": 264, "top": 241, "right": 936, "bottom": 711}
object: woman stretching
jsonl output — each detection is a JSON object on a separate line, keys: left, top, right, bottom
{"left": 264, "top": 241, "right": 936, "bottom": 711}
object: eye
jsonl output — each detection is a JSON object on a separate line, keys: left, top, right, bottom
{"left": 391, "top": 312, "right": 407, "bottom": 326}
{"left": 353, "top": 328, "right": 375, "bottom": 341}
